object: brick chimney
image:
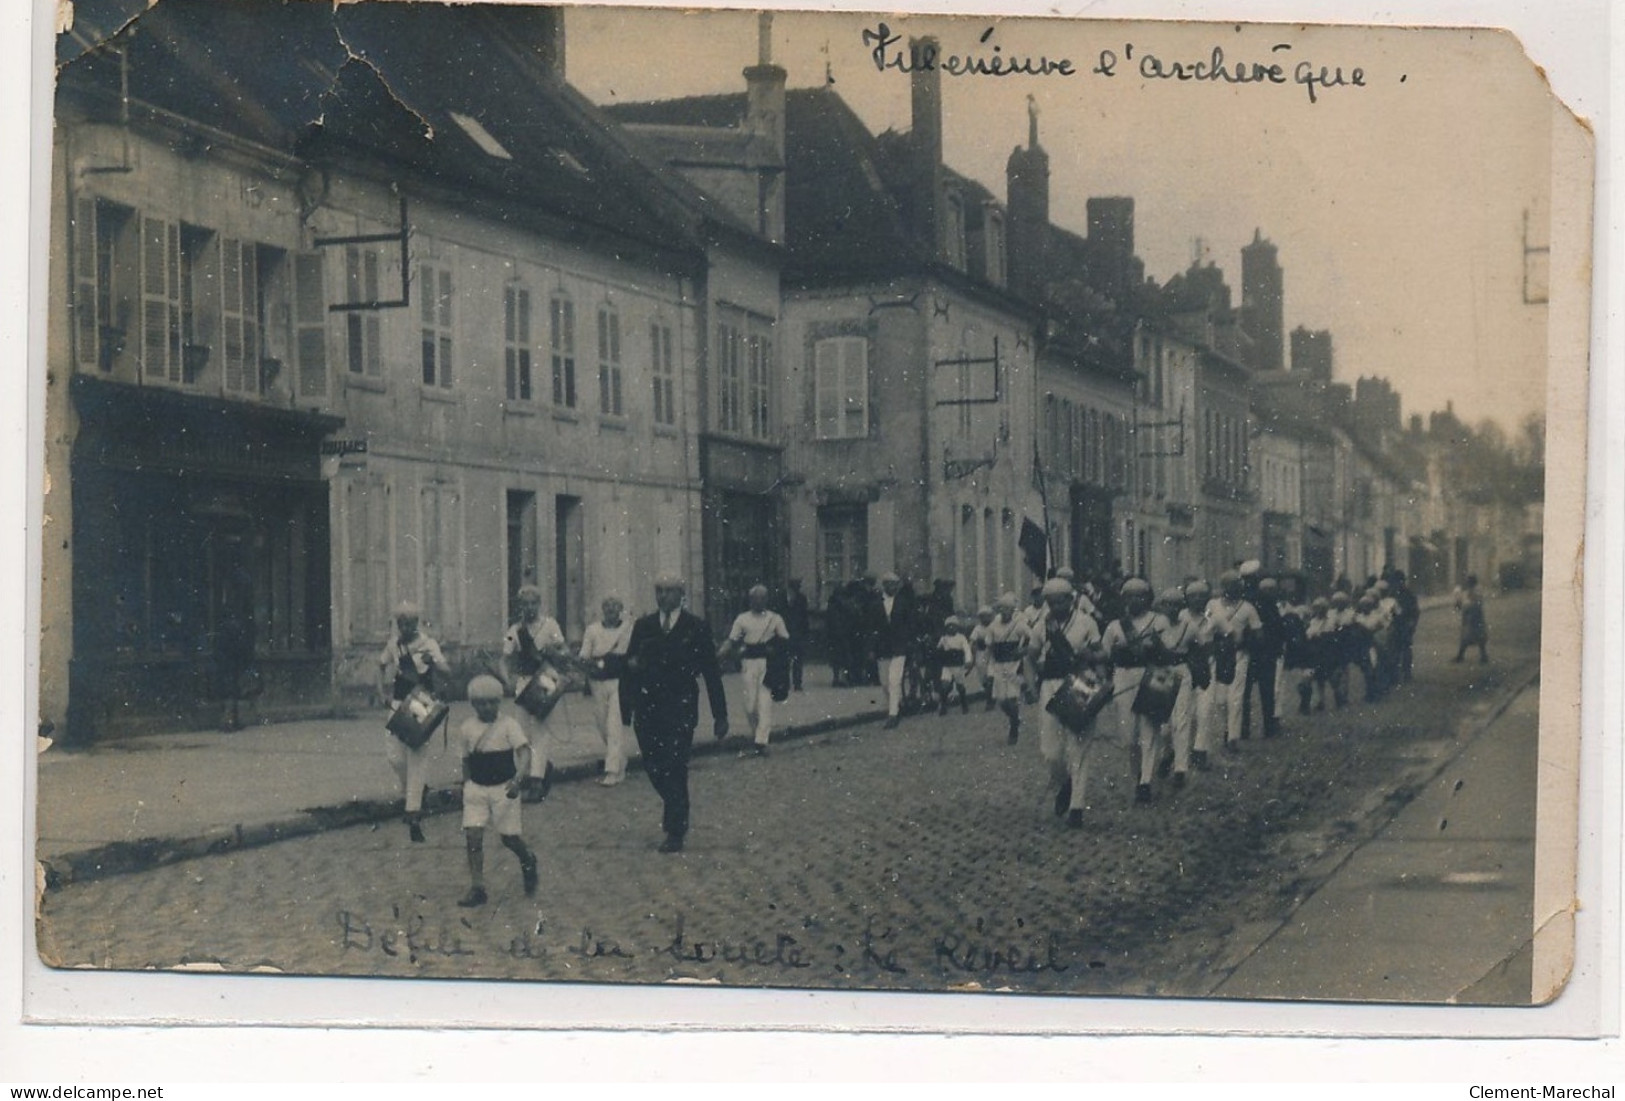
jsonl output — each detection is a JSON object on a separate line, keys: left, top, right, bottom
{"left": 1005, "top": 96, "right": 1050, "bottom": 299}
{"left": 908, "top": 36, "right": 944, "bottom": 255}
{"left": 743, "top": 12, "right": 787, "bottom": 242}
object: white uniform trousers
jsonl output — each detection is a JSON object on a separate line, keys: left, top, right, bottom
{"left": 515, "top": 697, "right": 556, "bottom": 781}
{"left": 590, "top": 678, "right": 629, "bottom": 779}
{"left": 1038, "top": 678, "right": 1105, "bottom": 813}
{"left": 1113, "top": 667, "right": 1166, "bottom": 787}
{"left": 741, "top": 657, "right": 774, "bottom": 746}
{"left": 881, "top": 655, "right": 906, "bottom": 718}
{"left": 1204, "top": 652, "right": 1252, "bottom": 746}
{"left": 384, "top": 731, "right": 431, "bottom": 813}
{"left": 1170, "top": 671, "right": 1201, "bottom": 772}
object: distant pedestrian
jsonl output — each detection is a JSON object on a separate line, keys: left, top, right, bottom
{"left": 620, "top": 574, "right": 728, "bottom": 853}
{"left": 1390, "top": 570, "right": 1421, "bottom": 683}
{"left": 719, "top": 583, "right": 791, "bottom": 756}
{"left": 580, "top": 596, "right": 633, "bottom": 786}
{"left": 1454, "top": 574, "right": 1490, "bottom": 664}
{"left": 778, "top": 579, "right": 811, "bottom": 692}
{"left": 502, "top": 585, "right": 571, "bottom": 801}
{"left": 378, "top": 601, "right": 452, "bottom": 844}
{"left": 454, "top": 675, "right": 538, "bottom": 908}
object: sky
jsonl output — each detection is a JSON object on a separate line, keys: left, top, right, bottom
{"left": 563, "top": 7, "right": 1564, "bottom": 433}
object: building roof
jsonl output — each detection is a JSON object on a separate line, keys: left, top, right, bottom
{"left": 612, "top": 87, "right": 1007, "bottom": 289}
{"left": 59, "top": 0, "right": 716, "bottom": 265}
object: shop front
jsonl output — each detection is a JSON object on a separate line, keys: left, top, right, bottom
{"left": 68, "top": 376, "right": 341, "bottom": 739}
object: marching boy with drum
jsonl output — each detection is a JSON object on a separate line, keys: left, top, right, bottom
{"left": 502, "top": 584, "right": 573, "bottom": 801}
{"left": 1027, "top": 577, "right": 1105, "bottom": 829}
{"left": 378, "top": 601, "right": 453, "bottom": 844}
{"left": 1101, "top": 579, "right": 1178, "bottom": 805}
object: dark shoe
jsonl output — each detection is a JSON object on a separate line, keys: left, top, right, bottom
{"left": 538, "top": 763, "right": 554, "bottom": 799}
{"left": 1191, "top": 749, "right": 1210, "bottom": 771}
{"left": 457, "top": 886, "right": 488, "bottom": 908}
{"left": 1156, "top": 752, "right": 1174, "bottom": 779}
{"left": 1264, "top": 720, "right": 1281, "bottom": 739}
{"left": 658, "top": 834, "right": 685, "bottom": 854}
{"left": 1222, "top": 740, "right": 1240, "bottom": 756}
{"left": 754, "top": 744, "right": 770, "bottom": 757}
{"left": 960, "top": 696, "right": 969, "bottom": 715}
{"left": 1066, "top": 809, "right": 1084, "bottom": 829}
{"left": 1172, "top": 771, "right": 1187, "bottom": 790}
{"left": 520, "top": 853, "right": 538, "bottom": 897}
{"left": 1053, "top": 780, "right": 1072, "bottom": 818}
{"left": 985, "top": 699, "right": 996, "bottom": 712}
{"left": 1007, "top": 720, "right": 1020, "bottom": 746}
{"left": 883, "top": 716, "right": 900, "bottom": 730}
{"left": 1297, "top": 683, "right": 1312, "bottom": 714}
{"left": 1135, "top": 783, "right": 1153, "bottom": 805}
{"left": 407, "top": 820, "right": 425, "bottom": 844}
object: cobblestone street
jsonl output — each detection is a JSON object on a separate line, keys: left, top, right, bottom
{"left": 35, "top": 593, "right": 1540, "bottom": 999}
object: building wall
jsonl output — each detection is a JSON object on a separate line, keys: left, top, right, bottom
{"left": 780, "top": 278, "right": 1034, "bottom": 616}
{"left": 311, "top": 174, "right": 709, "bottom": 679}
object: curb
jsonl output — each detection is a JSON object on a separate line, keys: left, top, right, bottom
{"left": 37, "top": 701, "right": 891, "bottom": 892}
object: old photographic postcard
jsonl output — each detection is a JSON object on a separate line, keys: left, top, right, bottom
{"left": 20, "top": 0, "right": 1604, "bottom": 1045}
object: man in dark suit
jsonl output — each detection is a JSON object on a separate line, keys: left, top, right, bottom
{"left": 619, "top": 574, "right": 729, "bottom": 853}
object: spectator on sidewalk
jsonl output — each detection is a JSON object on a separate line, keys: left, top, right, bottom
{"left": 454, "top": 675, "right": 538, "bottom": 908}
{"left": 620, "top": 574, "right": 728, "bottom": 853}
{"left": 777, "top": 578, "right": 811, "bottom": 692}
{"left": 719, "top": 584, "right": 791, "bottom": 757}
{"left": 1390, "top": 570, "right": 1421, "bottom": 683}
{"left": 580, "top": 596, "right": 633, "bottom": 786}
{"left": 873, "top": 573, "right": 916, "bottom": 729}
{"left": 378, "top": 601, "right": 452, "bottom": 844}
{"left": 1454, "top": 574, "right": 1490, "bottom": 664}
{"left": 502, "top": 585, "right": 571, "bottom": 802}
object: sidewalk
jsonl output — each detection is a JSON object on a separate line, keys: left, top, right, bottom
{"left": 1210, "top": 672, "right": 1539, "bottom": 1004}
{"left": 35, "top": 663, "right": 889, "bottom": 887}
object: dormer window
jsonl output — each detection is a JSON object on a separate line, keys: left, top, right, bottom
{"left": 984, "top": 207, "right": 1007, "bottom": 287}
{"left": 449, "top": 111, "right": 512, "bottom": 161}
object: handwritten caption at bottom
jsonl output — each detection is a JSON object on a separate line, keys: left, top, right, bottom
{"left": 336, "top": 909, "right": 1073, "bottom": 979}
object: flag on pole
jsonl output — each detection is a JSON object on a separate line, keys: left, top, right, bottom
{"left": 1019, "top": 516, "right": 1048, "bottom": 579}
{"left": 1023, "top": 439, "right": 1051, "bottom": 578}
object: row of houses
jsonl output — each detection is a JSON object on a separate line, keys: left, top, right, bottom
{"left": 43, "top": 1, "right": 1534, "bottom": 740}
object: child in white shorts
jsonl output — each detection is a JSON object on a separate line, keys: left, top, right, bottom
{"left": 456, "top": 675, "right": 539, "bottom": 908}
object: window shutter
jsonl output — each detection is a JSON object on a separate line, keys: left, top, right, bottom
{"left": 814, "top": 339, "right": 838, "bottom": 438}
{"left": 140, "top": 215, "right": 179, "bottom": 381}
{"left": 72, "top": 197, "right": 99, "bottom": 371}
{"left": 222, "top": 238, "right": 246, "bottom": 392}
{"left": 842, "top": 337, "right": 866, "bottom": 438}
{"left": 292, "top": 252, "right": 329, "bottom": 400}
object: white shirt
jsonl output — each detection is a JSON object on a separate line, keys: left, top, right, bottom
{"left": 728, "top": 609, "right": 790, "bottom": 649}
{"left": 580, "top": 619, "right": 632, "bottom": 662}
